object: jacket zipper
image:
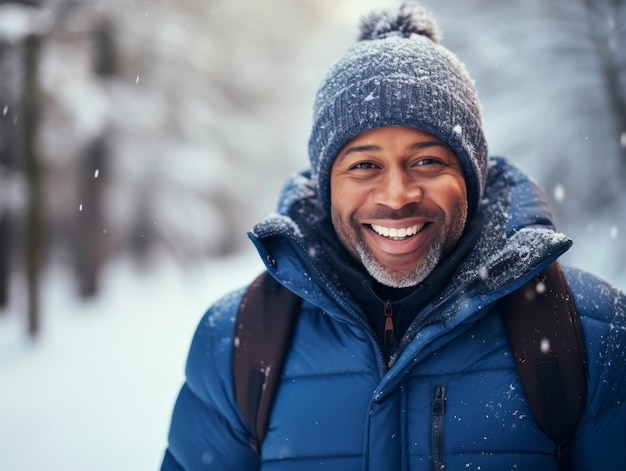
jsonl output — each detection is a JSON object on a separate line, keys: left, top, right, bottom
{"left": 384, "top": 300, "right": 396, "bottom": 346}
{"left": 431, "top": 385, "right": 446, "bottom": 471}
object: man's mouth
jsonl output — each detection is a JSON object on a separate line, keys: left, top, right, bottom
{"left": 370, "top": 223, "right": 425, "bottom": 240}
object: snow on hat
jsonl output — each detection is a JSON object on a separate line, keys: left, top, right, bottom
{"left": 308, "top": 2, "right": 488, "bottom": 218}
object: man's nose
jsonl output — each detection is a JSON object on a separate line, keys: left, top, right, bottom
{"left": 373, "top": 168, "right": 423, "bottom": 209}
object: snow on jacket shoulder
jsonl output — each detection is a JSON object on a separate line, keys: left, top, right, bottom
{"left": 161, "top": 157, "right": 626, "bottom": 470}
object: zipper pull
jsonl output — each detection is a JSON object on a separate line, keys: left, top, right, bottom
{"left": 432, "top": 385, "right": 446, "bottom": 416}
{"left": 384, "top": 300, "right": 396, "bottom": 346}
{"left": 431, "top": 385, "right": 447, "bottom": 470}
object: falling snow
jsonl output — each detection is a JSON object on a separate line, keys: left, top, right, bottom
{"left": 554, "top": 184, "right": 565, "bottom": 202}
{"left": 610, "top": 226, "right": 618, "bottom": 239}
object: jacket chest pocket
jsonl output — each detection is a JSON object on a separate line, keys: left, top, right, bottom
{"left": 406, "top": 372, "right": 557, "bottom": 471}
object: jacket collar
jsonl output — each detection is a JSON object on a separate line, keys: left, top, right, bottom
{"left": 250, "top": 157, "right": 572, "bottom": 317}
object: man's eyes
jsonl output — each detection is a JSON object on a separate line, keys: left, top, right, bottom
{"left": 350, "top": 162, "right": 379, "bottom": 170}
{"left": 414, "top": 158, "right": 442, "bottom": 166}
{"left": 347, "top": 157, "right": 445, "bottom": 171}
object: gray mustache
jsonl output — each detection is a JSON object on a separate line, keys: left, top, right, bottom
{"left": 365, "top": 203, "right": 440, "bottom": 220}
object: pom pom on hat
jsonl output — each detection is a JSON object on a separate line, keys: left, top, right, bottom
{"left": 308, "top": 2, "right": 488, "bottom": 220}
{"left": 358, "top": 2, "right": 440, "bottom": 43}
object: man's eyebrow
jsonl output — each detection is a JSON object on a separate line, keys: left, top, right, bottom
{"left": 338, "top": 144, "right": 381, "bottom": 161}
{"left": 338, "top": 140, "right": 449, "bottom": 161}
{"left": 408, "top": 141, "right": 450, "bottom": 151}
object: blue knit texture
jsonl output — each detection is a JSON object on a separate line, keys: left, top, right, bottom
{"left": 308, "top": 3, "right": 488, "bottom": 217}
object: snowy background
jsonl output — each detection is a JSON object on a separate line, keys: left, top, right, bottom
{"left": 1, "top": 0, "right": 624, "bottom": 470}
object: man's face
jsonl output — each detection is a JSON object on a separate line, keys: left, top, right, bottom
{"left": 330, "top": 126, "right": 468, "bottom": 288}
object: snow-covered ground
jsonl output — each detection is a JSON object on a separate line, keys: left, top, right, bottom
{"left": 0, "top": 251, "right": 264, "bottom": 471}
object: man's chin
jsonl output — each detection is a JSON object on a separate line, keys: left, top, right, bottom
{"left": 357, "top": 244, "right": 441, "bottom": 289}
{"left": 369, "top": 268, "right": 432, "bottom": 289}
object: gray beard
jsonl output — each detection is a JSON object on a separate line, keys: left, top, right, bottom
{"left": 355, "top": 238, "right": 442, "bottom": 288}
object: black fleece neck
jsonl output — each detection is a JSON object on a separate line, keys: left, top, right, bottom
{"left": 319, "top": 217, "right": 483, "bottom": 361}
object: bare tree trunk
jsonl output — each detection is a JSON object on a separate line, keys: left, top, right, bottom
{"left": 583, "top": 0, "right": 626, "bottom": 167}
{"left": 73, "top": 21, "right": 116, "bottom": 297}
{"left": 0, "top": 216, "right": 10, "bottom": 309}
{"left": 0, "top": 43, "right": 19, "bottom": 310}
{"left": 75, "top": 137, "right": 107, "bottom": 297}
{"left": 23, "top": 33, "right": 43, "bottom": 337}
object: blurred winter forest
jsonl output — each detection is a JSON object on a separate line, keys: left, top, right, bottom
{"left": 0, "top": 0, "right": 625, "bottom": 338}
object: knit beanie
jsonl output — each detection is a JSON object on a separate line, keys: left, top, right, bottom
{"left": 308, "top": 2, "right": 488, "bottom": 218}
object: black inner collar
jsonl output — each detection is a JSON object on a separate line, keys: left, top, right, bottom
{"left": 318, "top": 216, "right": 483, "bottom": 358}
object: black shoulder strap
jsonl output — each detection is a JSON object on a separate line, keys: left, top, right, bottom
{"left": 232, "top": 271, "right": 302, "bottom": 454}
{"left": 500, "top": 261, "right": 587, "bottom": 470}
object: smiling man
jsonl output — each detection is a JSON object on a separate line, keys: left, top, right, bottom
{"left": 161, "top": 3, "right": 626, "bottom": 470}
{"left": 331, "top": 126, "right": 468, "bottom": 288}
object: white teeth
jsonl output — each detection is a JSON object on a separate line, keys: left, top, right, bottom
{"left": 371, "top": 223, "right": 423, "bottom": 239}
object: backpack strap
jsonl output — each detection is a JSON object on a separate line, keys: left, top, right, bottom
{"left": 232, "top": 271, "right": 302, "bottom": 454}
{"left": 500, "top": 261, "right": 587, "bottom": 470}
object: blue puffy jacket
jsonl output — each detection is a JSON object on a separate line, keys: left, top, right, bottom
{"left": 161, "top": 158, "right": 626, "bottom": 470}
